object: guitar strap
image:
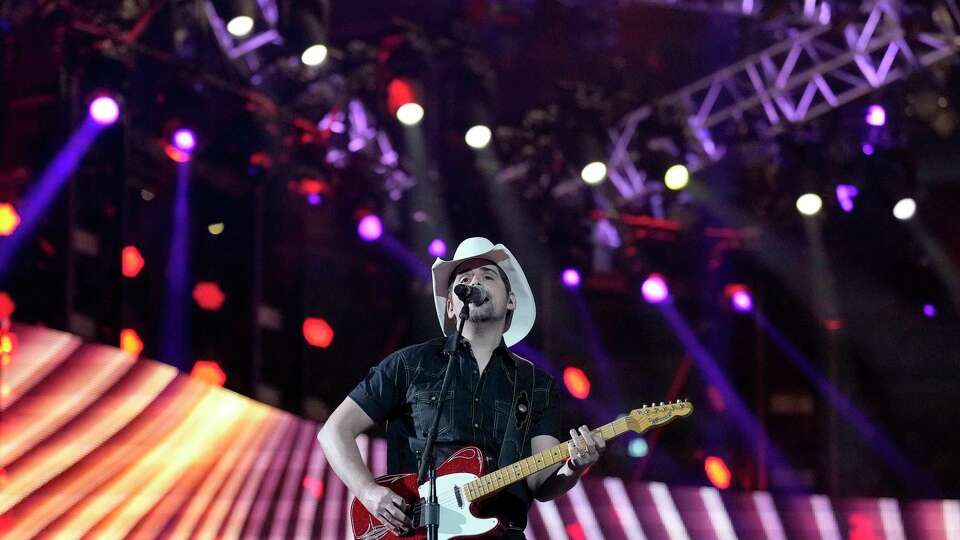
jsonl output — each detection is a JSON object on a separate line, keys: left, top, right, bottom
{"left": 496, "top": 352, "right": 535, "bottom": 473}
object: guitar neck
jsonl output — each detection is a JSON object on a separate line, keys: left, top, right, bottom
{"left": 463, "top": 416, "right": 631, "bottom": 502}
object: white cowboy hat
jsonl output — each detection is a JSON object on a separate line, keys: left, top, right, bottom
{"left": 431, "top": 237, "right": 535, "bottom": 347}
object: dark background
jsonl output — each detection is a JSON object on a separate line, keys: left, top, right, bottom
{"left": 1, "top": 0, "right": 958, "bottom": 499}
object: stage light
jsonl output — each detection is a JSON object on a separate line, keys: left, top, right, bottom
{"left": 121, "top": 246, "right": 145, "bottom": 278}
{"left": 226, "top": 15, "right": 254, "bottom": 37}
{"left": 893, "top": 198, "right": 916, "bottom": 221}
{"left": 396, "top": 103, "right": 424, "bottom": 126}
{"left": 835, "top": 184, "right": 858, "bottom": 213}
{"left": 705, "top": 456, "right": 731, "bottom": 489}
{"left": 664, "top": 164, "right": 689, "bottom": 190}
{"left": 172, "top": 128, "right": 197, "bottom": 153}
{"left": 0, "top": 383, "right": 9, "bottom": 399}
{"left": 88, "top": 96, "right": 120, "bottom": 126}
{"left": 866, "top": 104, "right": 886, "bottom": 127}
{"left": 0, "top": 332, "right": 13, "bottom": 354}
{"left": 465, "top": 125, "right": 492, "bottom": 149}
{"left": 307, "top": 193, "right": 322, "bottom": 206}
{"left": 208, "top": 223, "right": 224, "bottom": 235}
{"left": 357, "top": 214, "right": 383, "bottom": 241}
{"left": 303, "top": 317, "right": 335, "bottom": 348}
{"left": 193, "top": 282, "right": 226, "bottom": 311}
{"left": 862, "top": 143, "right": 875, "bottom": 155}
{"left": 120, "top": 328, "right": 144, "bottom": 357}
{"left": 293, "top": 7, "right": 328, "bottom": 67}
{"left": 563, "top": 366, "right": 591, "bottom": 399}
{"left": 641, "top": 274, "right": 669, "bottom": 304}
{"left": 0, "top": 292, "right": 15, "bottom": 320}
{"left": 192, "top": 360, "right": 226, "bottom": 387}
{"left": 923, "top": 304, "right": 936, "bottom": 318}
{"left": 731, "top": 289, "right": 753, "bottom": 313}
{"left": 628, "top": 437, "right": 648, "bottom": 458}
{"left": 302, "top": 476, "right": 325, "bottom": 499}
{"left": 561, "top": 268, "right": 581, "bottom": 289}
{"left": 580, "top": 161, "right": 607, "bottom": 185}
{"left": 0, "top": 203, "right": 20, "bottom": 236}
{"left": 428, "top": 238, "right": 447, "bottom": 258}
{"left": 796, "top": 193, "right": 823, "bottom": 216}
{"left": 140, "top": 189, "right": 155, "bottom": 201}
{"left": 301, "top": 44, "right": 328, "bottom": 67}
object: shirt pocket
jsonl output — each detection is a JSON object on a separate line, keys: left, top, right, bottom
{"left": 412, "top": 389, "right": 455, "bottom": 438}
{"left": 494, "top": 399, "right": 512, "bottom": 436}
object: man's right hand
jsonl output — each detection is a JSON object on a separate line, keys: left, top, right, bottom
{"left": 360, "top": 483, "right": 412, "bottom": 534}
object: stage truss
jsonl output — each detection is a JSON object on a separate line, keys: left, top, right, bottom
{"left": 606, "top": 0, "right": 960, "bottom": 203}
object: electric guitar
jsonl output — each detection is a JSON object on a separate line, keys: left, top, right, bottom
{"left": 349, "top": 400, "right": 694, "bottom": 540}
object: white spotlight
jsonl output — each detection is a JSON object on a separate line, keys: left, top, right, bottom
{"left": 301, "top": 44, "right": 328, "bottom": 67}
{"left": 396, "top": 103, "right": 424, "bottom": 126}
{"left": 465, "top": 125, "right": 492, "bottom": 149}
{"left": 796, "top": 193, "right": 823, "bottom": 216}
{"left": 226, "top": 16, "right": 254, "bottom": 37}
{"left": 893, "top": 198, "right": 916, "bottom": 221}
{"left": 581, "top": 161, "right": 607, "bottom": 185}
{"left": 664, "top": 164, "right": 689, "bottom": 190}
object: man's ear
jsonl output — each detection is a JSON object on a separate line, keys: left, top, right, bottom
{"left": 445, "top": 296, "right": 455, "bottom": 319}
{"left": 507, "top": 290, "right": 516, "bottom": 311}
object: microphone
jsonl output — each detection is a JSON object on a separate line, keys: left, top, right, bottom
{"left": 454, "top": 283, "right": 488, "bottom": 305}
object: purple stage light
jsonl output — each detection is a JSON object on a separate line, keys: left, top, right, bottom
{"left": 641, "top": 274, "right": 669, "bottom": 304}
{"left": 923, "top": 304, "right": 936, "bottom": 318}
{"left": 428, "top": 238, "right": 447, "bottom": 257}
{"left": 172, "top": 129, "right": 197, "bottom": 152}
{"left": 862, "top": 143, "right": 875, "bottom": 155}
{"left": 836, "top": 184, "right": 859, "bottom": 213}
{"left": 731, "top": 290, "right": 753, "bottom": 313}
{"left": 357, "top": 214, "right": 382, "bottom": 242}
{"left": 865, "top": 104, "right": 886, "bottom": 127}
{"left": 561, "top": 268, "right": 581, "bottom": 289}
{"left": 88, "top": 96, "right": 120, "bottom": 126}
{"left": 307, "top": 193, "right": 322, "bottom": 206}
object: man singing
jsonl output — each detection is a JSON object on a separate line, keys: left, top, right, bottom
{"left": 319, "top": 237, "right": 604, "bottom": 538}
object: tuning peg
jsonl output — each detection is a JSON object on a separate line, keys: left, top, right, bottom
{"left": 659, "top": 401, "right": 665, "bottom": 406}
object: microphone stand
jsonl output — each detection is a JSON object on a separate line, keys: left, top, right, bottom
{"left": 417, "top": 303, "right": 469, "bottom": 540}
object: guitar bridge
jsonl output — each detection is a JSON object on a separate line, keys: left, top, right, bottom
{"left": 454, "top": 485, "right": 463, "bottom": 508}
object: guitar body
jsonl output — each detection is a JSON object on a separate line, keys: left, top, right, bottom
{"left": 350, "top": 446, "right": 501, "bottom": 540}
{"left": 349, "top": 400, "right": 695, "bottom": 540}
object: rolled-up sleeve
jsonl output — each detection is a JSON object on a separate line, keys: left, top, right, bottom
{"left": 530, "top": 376, "right": 562, "bottom": 441}
{"left": 348, "top": 352, "right": 406, "bottom": 423}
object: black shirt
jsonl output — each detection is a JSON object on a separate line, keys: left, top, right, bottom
{"left": 348, "top": 336, "right": 561, "bottom": 530}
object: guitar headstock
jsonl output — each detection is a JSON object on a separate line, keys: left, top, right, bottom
{"left": 626, "top": 400, "right": 694, "bottom": 434}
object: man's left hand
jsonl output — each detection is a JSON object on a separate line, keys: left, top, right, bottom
{"left": 567, "top": 425, "right": 605, "bottom": 472}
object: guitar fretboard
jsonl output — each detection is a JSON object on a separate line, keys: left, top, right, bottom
{"left": 462, "top": 417, "right": 629, "bottom": 502}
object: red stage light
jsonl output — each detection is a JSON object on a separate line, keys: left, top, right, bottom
{"left": 122, "top": 246, "right": 145, "bottom": 278}
{"left": 192, "top": 282, "right": 226, "bottom": 311}
{"left": 0, "top": 292, "right": 15, "bottom": 320}
{"left": 192, "top": 360, "right": 226, "bottom": 387}
{"left": 120, "top": 328, "right": 144, "bottom": 357}
{"left": 303, "top": 317, "right": 335, "bottom": 348}
{"left": 563, "top": 366, "right": 591, "bottom": 400}
{"left": 0, "top": 203, "right": 19, "bottom": 236}
{"left": 302, "top": 476, "right": 325, "bottom": 499}
{"left": 824, "top": 319, "right": 844, "bottom": 331}
{"left": 565, "top": 523, "right": 586, "bottom": 540}
{"left": 705, "top": 456, "right": 731, "bottom": 489}
{"left": 387, "top": 78, "right": 417, "bottom": 116}
{"left": 164, "top": 144, "right": 191, "bottom": 163}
